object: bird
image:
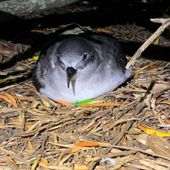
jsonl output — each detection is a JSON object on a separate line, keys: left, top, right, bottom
{"left": 32, "top": 33, "right": 132, "bottom": 103}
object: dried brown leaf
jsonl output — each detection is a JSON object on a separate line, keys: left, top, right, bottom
{"left": 146, "top": 134, "right": 170, "bottom": 158}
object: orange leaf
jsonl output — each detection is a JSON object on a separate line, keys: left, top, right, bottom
{"left": 70, "top": 140, "right": 111, "bottom": 153}
{"left": 165, "top": 119, "right": 170, "bottom": 124}
{"left": 71, "top": 146, "right": 82, "bottom": 153}
{"left": 76, "top": 141, "right": 110, "bottom": 147}
{"left": 0, "top": 93, "right": 18, "bottom": 107}
{"left": 56, "top": 99, "right": 71, "bottom": 106}
{"left": 39, "top": 159, "right": 48, "bottom": 167}
{"left": 0, "top": 94, "right": 11, "bottom": 104}
{"left": 0, "top": 123, "right": 5, "bottom": 129}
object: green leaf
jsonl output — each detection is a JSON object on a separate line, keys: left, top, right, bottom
{"left": 74, "top": 99, "right": 95, "bottom": 106}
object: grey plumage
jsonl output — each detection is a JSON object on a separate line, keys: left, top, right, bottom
{"left": 32, "top": 33, "right": 131, "bottom": 103}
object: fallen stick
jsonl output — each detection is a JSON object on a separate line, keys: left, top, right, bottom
{"left": 126, "top": 18, "right": 170, "bottom": 69}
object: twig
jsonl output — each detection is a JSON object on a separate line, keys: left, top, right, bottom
{"left": 0, "top": 84, "right": 17, "bottom": 92}
{"left": 110, "top": 145, "right": 170, "bottom": 161}
{"left": 126, "top": 18, "right": 170, "bottom": 69}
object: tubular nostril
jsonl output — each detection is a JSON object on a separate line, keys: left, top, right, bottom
{"left": 66, "top": 67, "right": 77, "bottom": 75}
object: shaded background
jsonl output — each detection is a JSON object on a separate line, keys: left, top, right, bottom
{"left": 0, "top": 0, "right": 170, "bottom": 39}
{"left": 0, "top": 0, "right": 170, "bottom": 78}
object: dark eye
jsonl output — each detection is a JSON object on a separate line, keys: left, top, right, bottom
{"left": 82, "top": 53, "right": 89, "bottom": 61}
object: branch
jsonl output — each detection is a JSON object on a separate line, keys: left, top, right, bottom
{"left": 126, "top": 18, "right": 170, "bottom": 69}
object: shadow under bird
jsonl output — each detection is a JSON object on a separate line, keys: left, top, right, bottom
{"left": 32, "top": 33, "right": 132, "bottom": 103}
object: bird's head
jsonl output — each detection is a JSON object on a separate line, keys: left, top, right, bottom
{"left": 56, "top": 37, "right": 96, "bottom": 94}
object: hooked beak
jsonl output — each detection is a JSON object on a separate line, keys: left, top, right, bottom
{"left": 66, "top": 67, "right": 77, "bottom": 95}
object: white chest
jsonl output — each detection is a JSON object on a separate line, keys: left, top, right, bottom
{"left": 40, "top": 68, "right": 131, "bottom": 103}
